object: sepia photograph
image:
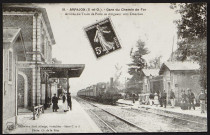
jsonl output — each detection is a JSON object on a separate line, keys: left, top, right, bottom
{"left": 2, "top": 3, "right": 207, "bottom": 133}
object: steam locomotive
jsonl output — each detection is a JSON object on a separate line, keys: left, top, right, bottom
{"left": 77, "top": 78, "right": 122, "bottom": 104}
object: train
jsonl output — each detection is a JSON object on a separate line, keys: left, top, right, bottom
{"left": 77, "top": 78, "right": 122, "bottom": 104}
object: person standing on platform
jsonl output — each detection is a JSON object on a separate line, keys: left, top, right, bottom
{"left": 149, "top": 93, "right": 154, "bottom": 106}
{"left": 205, "top": 89, "right": 207, "bottom": 112}
{"left": 188, "top": 89, "right": 195, "bottom": 110}
{"left": 162, "top": 90, "right": 167, "bottom": 108}
{"left": 62, "top": 93, "right": 69, "bottom": 112}
{"left": 170, "top": 89, "right": 175, "bottom": 108}
{"left": 181, "top": 90, "right": 188, "bottom": 110}
{"left": 132, "top": 93, "right": 135, "bottom": 103}
{"left": 67, "top": 93, "right": 72, "bottom": 111}
{"left": 159, "top": 92, "right": 163, "bottom": 107}
{"left": 52, "top": 94, "right": 58, "bottom": 112}
{"left": 154, "top": 93, "right": 159, "bottom": 107}
{"left": 199, "top": 89, "right": 206, "bottom": 113}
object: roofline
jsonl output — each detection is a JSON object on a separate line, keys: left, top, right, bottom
{"left": 19, "top": 30, "right": 27, "bottom": 60}
{"left": 142, "top": 69, "right": 160, "bottom": 77}
{"left": 159, "top": 62, "right": 200, "bottom": 75}
{"left": 159, "top": 63, "right": 169, "bottom": 75}
{"left": 3, "top": 27, "right": 21, "bottom": 44}
{"left": 3, "top": 27, "right": 27, "bottom": 60}
{"left": 3, "top": 4, "right": 56, "bottom": 45}
{"left": 39, "top": 64, "right": 85, "bottom": 68}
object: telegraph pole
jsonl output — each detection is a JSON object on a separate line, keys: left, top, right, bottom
{"left": 34, "top": 12, "right": 38, "bottom": 106}
{"left": 171, "top": 36, "right": 175, "bottom": 61}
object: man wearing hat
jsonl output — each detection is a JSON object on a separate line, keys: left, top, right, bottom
{"left": 162, "top": 90, "right": 167, "bottom": 108}
{"left": 52, "top": 94, "right": 58, "bottom": 112}
{"left": 199, "top": 89, "right": 206, "bottom": 113}
{"left": 67, "top": 93, "right": 72, "bottom": 110}
{"left": 187, "top": 88, "right": 195, "bottom": 110}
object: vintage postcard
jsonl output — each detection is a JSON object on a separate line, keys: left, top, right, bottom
{"left": 2, "top": 3, "right": 207, "bottom": 134}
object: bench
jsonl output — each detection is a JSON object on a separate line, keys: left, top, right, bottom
{"left": 33, "top": 105, "right": 44, "bottom": 120}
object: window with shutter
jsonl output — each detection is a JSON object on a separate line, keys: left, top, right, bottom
{"left": 8, "top": 49, "right": 13, "bottom": 83}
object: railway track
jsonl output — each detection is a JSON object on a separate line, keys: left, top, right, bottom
{"left": 88, "top": 109, "right": 117, "bottom": 133}
{"left": 76, "top": 97, "right": 206, "bottom": 132}
{"left": 76, "top": 97, "right": 148, "bottom": 133}
{"left": 116, "top": 102, "right": 207, "bottom": 132}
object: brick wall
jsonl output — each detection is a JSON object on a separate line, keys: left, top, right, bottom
{"left": 174, "top": 71, "right": 201, "bottom": 102}
{"left": 3, "top": 15, "right": 33, "bottom": 60}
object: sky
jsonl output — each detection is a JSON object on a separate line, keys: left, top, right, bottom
{"left": 38, "top": 3, "right": 181, "bottom": 95}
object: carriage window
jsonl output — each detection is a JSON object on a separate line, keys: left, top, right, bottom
{"left": 8, "top": 50, "right": 13, "bottom": 82}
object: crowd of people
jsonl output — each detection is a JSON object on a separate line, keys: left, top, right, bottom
{"left": 51, "top": 92, "right": 72, "bottom": 112}
{"left": 138, "top": 88, "right": 207, "bottom": 114}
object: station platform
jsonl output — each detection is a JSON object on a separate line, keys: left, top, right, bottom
{"left": 8, "top": 98, "right": 102, "bottom": 133}
{"left": 117, "top": 99, "right": 207, "bottom": 124}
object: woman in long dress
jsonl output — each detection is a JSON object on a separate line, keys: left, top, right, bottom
{"left": 154, "top": 93, "right": 159, "bottom": 106}
{"left": 94, "top": 25, "right": 115, "bottom": 53}
{"left": 62, "top": 93, "right": 69, "bottom": 112}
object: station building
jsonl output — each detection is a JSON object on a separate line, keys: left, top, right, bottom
{"left": 3, "top": 4, "right": 85, "bottom": 131}
{"left": 3, "top": 4, "right": 56, "bottom": 110}
{"left": 141, "top": 69, "right": 163, "bottom": 95}
{"left": 159, "top": 61, "right": 201, "bottom": 105}
{"left": 3, "top": 27, "right": 27, "bottom": 130}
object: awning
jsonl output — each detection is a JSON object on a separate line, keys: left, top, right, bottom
{"left": 39, "top": 64, "right": 85, "bottom": 78}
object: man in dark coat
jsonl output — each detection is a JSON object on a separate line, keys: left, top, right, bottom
{"left": 181, "top": 90, "right": 188, "bottom": 110}
{"left": 199, "top": 89, "right": 206, "bottom": 113}
{"left": 188, "top": 89, "right": 195, "bottom": 110}
{"left": 52, "top": 94, "right": 58, "bottom": 112}
{"left": 162, "top": 90, "right": 167, "bottom": 108}
{"left": 132, "top": 93, "right": 135, "bottom": 103}
{"left": 67, "top": 93, "right": 72, "bottom": 110}
{"left": 159, "top": 92, "right": 163, "bottom": 107}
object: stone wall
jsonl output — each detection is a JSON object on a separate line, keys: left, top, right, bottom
{"left": 18, "top": 68, "right": 33, "bottom": 108}
{"left": 3, "top": 14, "right": 33, "bottom": 61}
{"left": 3, "top": 44, "right": 18, "bottom": 130}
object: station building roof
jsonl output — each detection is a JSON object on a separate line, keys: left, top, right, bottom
{"left": 3, "top": 27, "right": 21, "bottom": 43}
{"left": 39, "top": 64, "right": 85, "bottom": 78}
{"left": 3, "top": 27, "right": 27, "bottom": 60}
{"left": 159, "top": 61, "right": 200, "bottom": 75}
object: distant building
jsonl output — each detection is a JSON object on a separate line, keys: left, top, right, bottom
{"left": 159, "top": 61, "right": 201, "bottom": 105}
{"left": 3, "top": 27, "right": 27, "bottom": 130}
{"left": 142, "top": 69, "right": 164, "bottom": 96}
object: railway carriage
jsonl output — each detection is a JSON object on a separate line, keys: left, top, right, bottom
{"left": 77, "top": 78, "right": 122, "bottom": 104}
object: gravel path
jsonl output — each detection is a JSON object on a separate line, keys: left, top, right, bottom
{"left": 78, "top": 98, "right": 206, "bottom": 132}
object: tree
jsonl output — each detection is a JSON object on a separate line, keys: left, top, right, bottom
{"left": 148, "top": 55, "right": 162, "bottom": 69}
{"left": 170, "top": 3, "right": 207, "bottom": 89}
{"left": 128, "top": 39, "right": 150, "bottom": 82}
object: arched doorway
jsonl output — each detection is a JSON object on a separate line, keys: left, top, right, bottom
{"left": 17, "top": 71, "right": 28, "bottom": 108}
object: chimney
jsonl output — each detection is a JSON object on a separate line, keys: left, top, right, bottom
{"left": 110, "top": 77, "right": 113, "bottom": 87}
{"left": 158, "top": 57, "right": 161, "bottom": 68}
